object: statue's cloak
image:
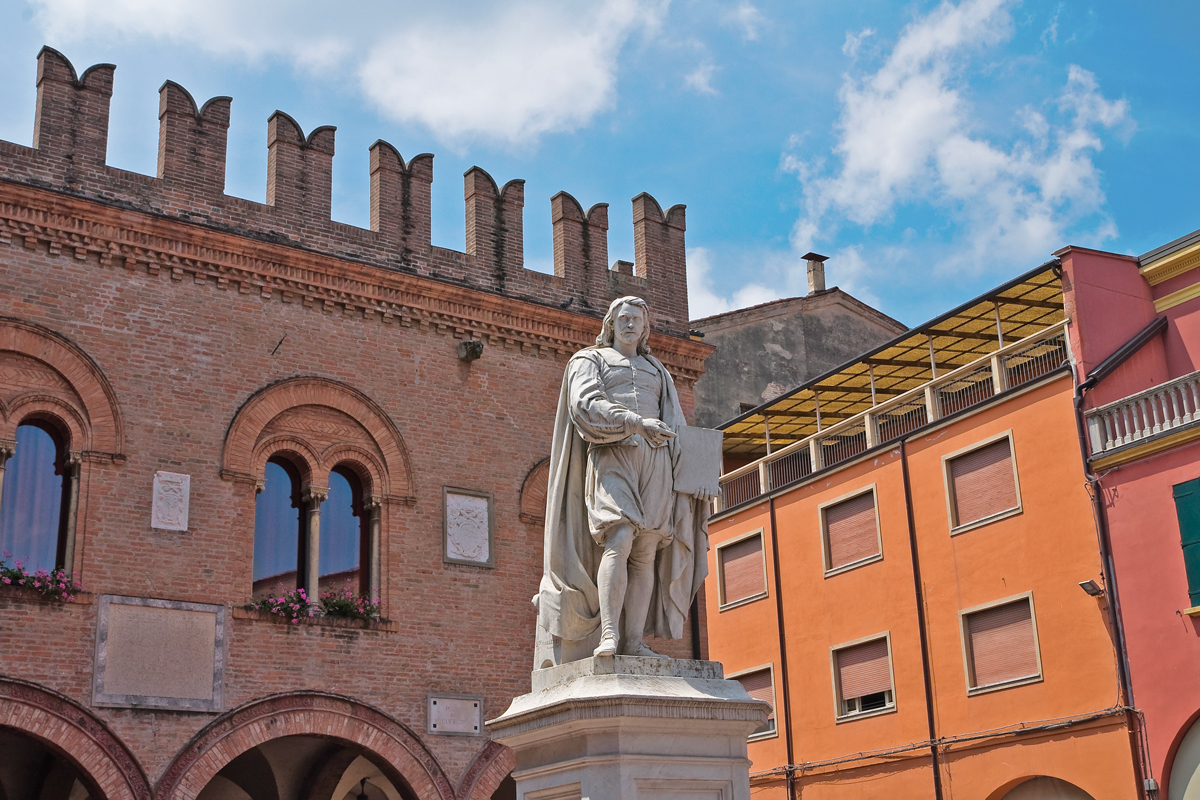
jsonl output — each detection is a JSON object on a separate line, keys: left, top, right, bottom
{"left": 535, "top": 347, "right": 709, "bottom": 644}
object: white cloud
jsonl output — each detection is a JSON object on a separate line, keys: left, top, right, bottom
{"left": 842, "top": 27, "right": 874, "bottom": 58}
{"left": 684, "top": 62, "right": 719, "bottom": 95}
{"left": 30, "top": 0, "right": 666, "bottom": 144}
{"left": 727, "top": 2, "right": 765, "bottom": 42}
{"left": 687, "top": 247, "right": 781, "bottom": 319}
{"left": 790, "top": 0, "right": 1133, "bottom": 276}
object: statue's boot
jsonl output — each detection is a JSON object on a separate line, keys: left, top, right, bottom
{"left": 593, "top": 634, "right": 618, "bottom": 657}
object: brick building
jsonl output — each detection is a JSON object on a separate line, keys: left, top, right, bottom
{"left": 0, "top": 48, "right": 711, "bottom": 800}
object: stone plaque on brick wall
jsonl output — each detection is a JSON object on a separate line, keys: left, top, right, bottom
{"left": 151, "top": 471, "right": 191, "bottom": 531}
{"left": 93, "top": 595, "right": 225, "bottom": 711}
{"left": 428, "top": 694, "right": 482, "bottom": 735}
{"left": 443, "top": 488, "right": 494, "bottom": 567}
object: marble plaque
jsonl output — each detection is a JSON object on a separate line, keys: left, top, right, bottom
{"left": 443, "top": 488, "right": 493, "bottom": 567}
{"left": 151, "top": 471, "right": 191, "bottom": 531}
{"left": 93, "top": 595, "right": 225, "bottom": 711}
{"left": 428, "top": 694, "right": 482, "bottom": 735}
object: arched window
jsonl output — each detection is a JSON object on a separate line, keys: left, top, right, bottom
{"left": 252, "top": 457, "right": 303, "bottom": 600}
{"left": 319, "top": 466, "right": 368, "bottom": 595}
{"left": 0, "top": 421, "right": 70, "bottom": 571}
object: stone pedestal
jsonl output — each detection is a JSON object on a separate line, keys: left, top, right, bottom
{"left": 486, "top": 657, "right": 769, "bottom": 800}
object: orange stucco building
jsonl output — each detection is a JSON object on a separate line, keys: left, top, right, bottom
{"left": 706, "top": 264, "right": 1144, "bottom": 798}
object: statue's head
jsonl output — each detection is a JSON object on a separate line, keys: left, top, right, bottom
{"left": 596, "top": 296, "right": 651, "bottom": 355}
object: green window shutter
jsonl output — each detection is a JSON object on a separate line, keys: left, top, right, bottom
{"left": 1172, "top": 479, "right": 1200, "bottom": 605}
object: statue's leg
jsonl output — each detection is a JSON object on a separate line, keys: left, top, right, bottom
{"left": 594, "top": 522, "right": 634, "bottom": 657}
{"left": 620, "top": 533, "right": 666, "bottom": 657}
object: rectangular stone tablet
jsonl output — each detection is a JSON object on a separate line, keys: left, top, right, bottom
{"left": 674, "top": 426, "right": 723, "bottom": 496}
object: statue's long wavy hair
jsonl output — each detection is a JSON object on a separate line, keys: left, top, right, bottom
{"left": 596, "top": 296, "right": 652, "bottom": 355}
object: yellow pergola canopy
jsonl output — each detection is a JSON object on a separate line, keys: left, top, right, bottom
{"left": 721, "top": 262, "right": 1065, "bottom": 458}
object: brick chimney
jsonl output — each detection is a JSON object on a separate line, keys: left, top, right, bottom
{"left": 803, "top": 252, "right": 828, "bottom": 295}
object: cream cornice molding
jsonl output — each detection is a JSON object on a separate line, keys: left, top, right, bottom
{"left": 1089, "top": 423, "right": 1200, "bottom": 471}
{"left": 1153, "top": 280, "right": 1200, "bottom": 313}
{"left": 1140, "top": 239, "right": 1200, "bottom": 286}
{"left": 0, "top": 183, "right": 712, "bottom": 381}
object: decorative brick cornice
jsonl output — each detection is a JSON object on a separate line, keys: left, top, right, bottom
{"left": 0, "top": 675, "right": 152, "bottom": 800}
{"left": 0, "top": 182, "right": 712, "bottom": 383}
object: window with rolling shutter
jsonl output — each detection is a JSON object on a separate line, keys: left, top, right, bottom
{"left": 719, "top": 533, "right": 767, "bottom": 607}
{"left": 965, "top": 597, "right": 1040, "bottom": 690}
{"left": 1173, "top": 478, "right": 1200, "bottom": 606}
{"left": 824, "top": 491, "right": 880, "bottom": 572}
{"left": 834, "top": 637, "right": 894, "bottom": 718}
{"left": 948, "top": 438, "right": 1020, "bottom": 529}
{"left": 735, "top": 668, "right": 777, "bottom": 737}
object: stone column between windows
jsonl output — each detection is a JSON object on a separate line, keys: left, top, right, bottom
{"left": 302, "top": 485, "right": 328, "bottom": 603}
{"left": 366, "top": 496, "right": 383, "bottom": 600}
{"left": 60, "top": 451, "right": 82, "bottom": 574}
{"left": 0, "top": 439, "right": 15, "bottom": 519}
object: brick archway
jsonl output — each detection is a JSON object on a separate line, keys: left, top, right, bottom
{"left": 156, "top": 691, "right": 454, "bottom": 800}
{"left": 0, "top": 317, "right": 124, "bottom": 456}
{"left": 221, "top": 376, "right": 413, "bottom": 502}
{"left": 456, "top": 742, "right": 515, "bottom": 800}
{"left": 0, "top": 677, "right": 151, "bottom": 800}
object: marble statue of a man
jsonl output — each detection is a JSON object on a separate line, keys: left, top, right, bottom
{"left": 536, "top": 296, "right": 714, "bottom": 662}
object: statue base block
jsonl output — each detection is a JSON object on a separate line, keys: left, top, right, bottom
{"left": 486, "top": 657, "right": 769, "bottom": 800}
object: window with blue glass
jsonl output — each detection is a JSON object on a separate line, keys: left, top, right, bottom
{"left": 0, "top": 421, "right": 71, "bottom": 571}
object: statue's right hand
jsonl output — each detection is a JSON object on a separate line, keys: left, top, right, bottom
{"left": 639, "top": 418, "right": 676, "bottom": 447}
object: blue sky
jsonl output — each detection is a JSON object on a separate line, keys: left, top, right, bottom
{"left": 0, "top": 0, "right": 1196, "bottom": 326}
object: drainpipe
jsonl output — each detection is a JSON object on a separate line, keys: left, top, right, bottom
{"left": 899, "top": 440, "right": 944, "bottom": 800}
{"left": 768, "top": 495, "right": 797, "bottom": 800}
{"left": 1072, "top": 383, "right": 1152, "bottom": 798}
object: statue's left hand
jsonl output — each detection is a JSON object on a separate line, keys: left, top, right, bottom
{"left": 691, "top": 486, "right": 718, "bottom": 501}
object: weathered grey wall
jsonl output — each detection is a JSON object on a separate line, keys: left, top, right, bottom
{"left": 690, "top": 290, "right": 906, "bottom": 428}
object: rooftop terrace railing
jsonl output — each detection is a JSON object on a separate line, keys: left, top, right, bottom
{"left": 1085, "top": 370, "right": 1200, "bottom": 456}
{"left": 715, "top": 322, "right": 1070, "bottom": 513}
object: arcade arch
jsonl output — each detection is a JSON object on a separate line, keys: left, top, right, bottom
{"left": 0, "top": 677, "right": 151, "bottom": 800}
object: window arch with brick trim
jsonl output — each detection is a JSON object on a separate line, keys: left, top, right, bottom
{"left": 0, "top": 319, "right": 125, "bottom": 578}
{"left": 225, "top": 377, "right": 412, "bottom": 604}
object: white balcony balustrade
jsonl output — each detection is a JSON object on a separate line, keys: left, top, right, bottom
{"left": 1086, "top": 371, "right": 1200, "bottom": 455}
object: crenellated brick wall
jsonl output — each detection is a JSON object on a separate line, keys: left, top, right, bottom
{"left": 0, "top": 47, "right": 693, "bottom": 335}
{"left": 0, "top": 45, "right": 712, "bottom": 799}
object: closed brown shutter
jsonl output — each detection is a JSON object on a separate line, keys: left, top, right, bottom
{"left": 950, "top": 439, "right": 1018, "bottom": 527}
{"left": 837, "top": 638, "right": 892, "bottom": 700}
{"left": 721, "top": 534, "right": 766, "bottom": 604}
{"left": 737, "top": 668, "right": 775, "bottom": 734}
{"left": 825, "top": 492, "right": 880, "bottom": 569}
{"left": 967, "top": 599, "right": 1039, "bottom": 688}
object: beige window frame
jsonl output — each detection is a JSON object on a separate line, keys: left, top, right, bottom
{"left": 829, "top": 631, "right": 897, "bottom": 723}
{"left": 941, "top": 430, "right": 1023, "bottom": 536}
{"left": 716, "top": 528, "right": 769, "bottom": 611}
{"left": 819, "top": 484, "right": 884, "bottom": 577}
{"left": 958, "top": 591, "right": 1044, "bottom": 696}
{"left": 726, "top": 663, "right": 778, "bottom": 741}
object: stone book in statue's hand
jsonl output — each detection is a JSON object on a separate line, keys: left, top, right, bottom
{"left": 674, "top": 426, "right": 723, "bottom": 496}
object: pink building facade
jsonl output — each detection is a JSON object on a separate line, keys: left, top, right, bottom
{"left": 1062, "top": 228, "right": 1200, "bottom": 799}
